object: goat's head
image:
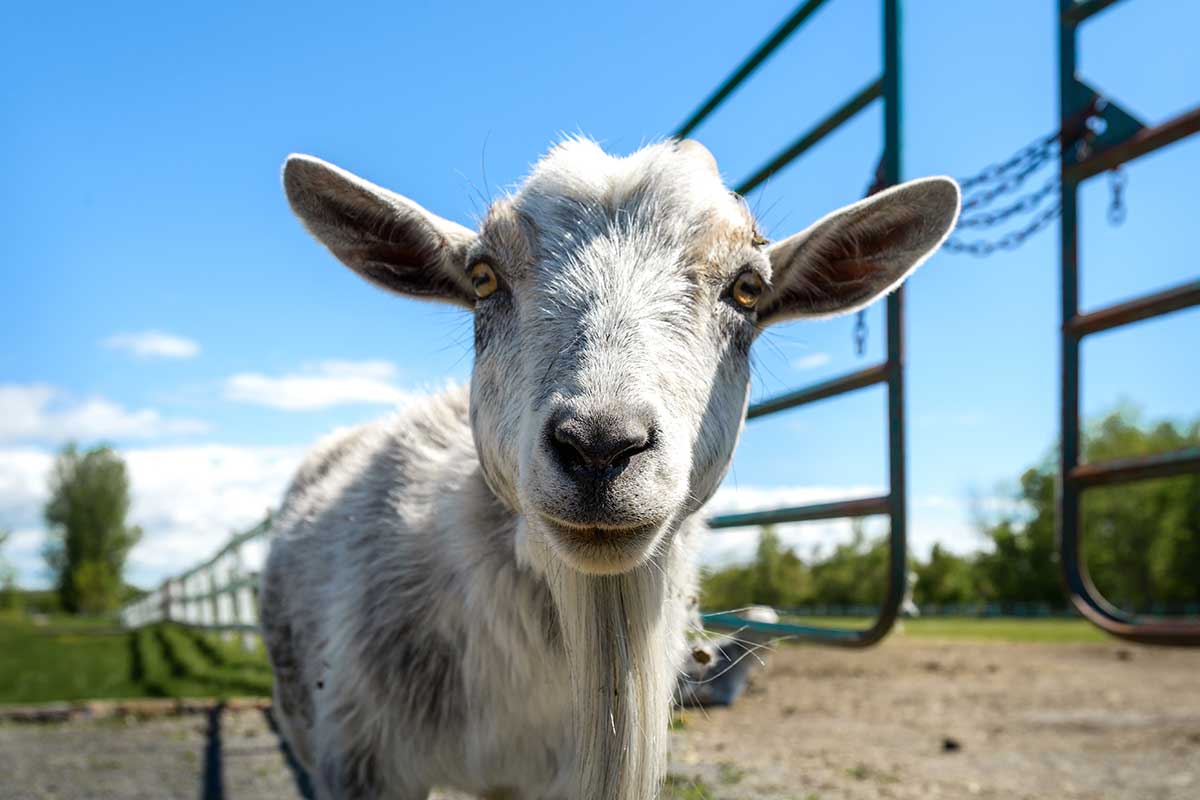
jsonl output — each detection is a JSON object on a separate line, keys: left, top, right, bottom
{"left": 283, "top": 139, "right": 959, "bottom": 575}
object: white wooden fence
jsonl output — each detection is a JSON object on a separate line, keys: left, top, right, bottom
{"left": 119, "top": 515, "right": 274, "bottom": 648}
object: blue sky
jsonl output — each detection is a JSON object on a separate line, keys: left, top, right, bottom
{"left": 2, "top": 0, "right": 1197, "bottom": 587}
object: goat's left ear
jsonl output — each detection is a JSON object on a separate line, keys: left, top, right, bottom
{"left": 759, "top": 177, "right": 960, "bottom": 324}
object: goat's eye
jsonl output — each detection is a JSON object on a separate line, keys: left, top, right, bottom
{"left": 730, "top": 270, "right": 764, "bottom": 310}
{"left": 468, "top": 261, "right": 498, "bottom": 299}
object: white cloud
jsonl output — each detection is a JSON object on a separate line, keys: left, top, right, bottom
{"left": 119, "top": 445, "right": 303, "bottom": 582}
{"left": 0, "top": 384, "right": 209, "bottom": 444}
{"left": 103, "top": 331, "right": 200, "bottom": 359}
{"left": 792, "top": 352, "right": 832, "bottom": 370}
{"left": 2, "top": 528, "right": 49, "bottom": 586}
{"left": 0, "top": 444, "right": 305, "bottom": 588}
{"left": 225, "top": 360, "right": 420, "bottom": 411}
{"left": 0, "top": 449, "right": 52, "bottom": 531}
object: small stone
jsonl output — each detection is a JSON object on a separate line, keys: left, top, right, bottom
{"left": 942, "top": 737, "right": 962, "bottom": 753}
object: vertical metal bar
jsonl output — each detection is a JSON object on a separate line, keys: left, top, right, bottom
{"left": 1056, "top": 3, "right": 1200, "bottom": 645}
{"left": 875, "top": 0, "right": 907, "bottom": 640}
{"left": 1057, "top": 0, "right": 1086, "bottom": 607}
{"left": 883, "top": 0, "right": 901, "bottom": 187}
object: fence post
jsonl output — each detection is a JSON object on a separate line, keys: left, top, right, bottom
{"left": 169, "top": 578, "right": 181, "bottom": 622}
{"left": 188, "top": 573, "right": 201, "bottom": 626}
{"left": 231, "top": 542, "right": 257, "bottom": 652}
{"left": 159, "top": 581, "right": 170, "bottom": 624}
{"left": 209, "top": 556, "right": 227, "bottom": 642}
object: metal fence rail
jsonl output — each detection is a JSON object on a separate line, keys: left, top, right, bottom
{"left": 687, "top": 0, "right": 908, "bottom": 647}
{"left": 120, "top": 516, "right": 273, "bottom": 648}
{"left": 1056, "top": 0, "right": 1200, "bottom": 646}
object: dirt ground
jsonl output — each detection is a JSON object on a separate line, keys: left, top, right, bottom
{"left": 1, "top": 637, "right": 1197, "bottom": 800}
{"left": 667, "top": 638, "right": 1200, "bottom": 800}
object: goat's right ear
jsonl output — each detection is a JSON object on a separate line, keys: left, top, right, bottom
{"left": 282, "top": 154, "right": 477, "bottom": 308}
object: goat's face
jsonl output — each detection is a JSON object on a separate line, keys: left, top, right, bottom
{"left": 283, "top": 139, "right": 959, "bottom": 575}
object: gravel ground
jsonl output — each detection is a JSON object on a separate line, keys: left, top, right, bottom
{"left": 1, "top": 637, "right": 1197, "bottom": 799}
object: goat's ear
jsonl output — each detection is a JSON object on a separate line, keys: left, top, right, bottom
{"left": 282, "top": 154, "right": 477, "bottom": 308}
{"left": 759, "top": 177, "right": 960, "bottom": 324}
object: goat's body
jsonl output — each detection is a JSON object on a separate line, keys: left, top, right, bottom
{"left": 261, "top": 386, "right": 699, "bottom": 799}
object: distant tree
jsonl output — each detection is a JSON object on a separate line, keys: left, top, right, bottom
{"left": 973, "top": 464, "right": 1064, "bottom": 607}
{"left": 808, "top": 520, "right": 889, "bottom": 607}
{"left": 701, "top": 409, "right": 1198, "bottom": 616}
{"left": 975, "top": 409, "right": 1199, "bottom": 611}
{"left": 0, "top": 527, "right": 18, "bottom": 611}
{"left": 702, "top": 521, "right": 894, "bottom": 611}
{"left": 1078, "top": 411, "right": 1200, "bottom": 609}
{"left": 700, "top": 562, "right": 755, "bottom": 612}
{"left": 701, "top": 526, "right": 814, "bottom": 611}
{"left": 42, "top": 444, "right": 142, "bottom": 614}
{"left": 913, "top": 543, "right": 979, "bottom": 606}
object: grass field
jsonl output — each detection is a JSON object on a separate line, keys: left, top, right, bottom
{"left": 782, "top": 616, "right": 1109, "bottom": 643}
{"left": 0, "top": 612, "right": 1110, "bottom": 706}
{"left": 0, "top": 612, "right": 272, "bottom": 706}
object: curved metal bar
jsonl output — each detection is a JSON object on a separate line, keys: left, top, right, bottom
{"left": 699, "top": 0, "right": 906, "bottom": 648}
{"left": 1059, "top": 478, "right": 1200, "bottom": 647}
{"left": 1057, "top": 0, "right": 1200, "bottom": 646}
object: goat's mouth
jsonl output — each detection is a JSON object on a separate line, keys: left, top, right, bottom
{"left": 536, "top": 513, "right": 665, "bottom": 575}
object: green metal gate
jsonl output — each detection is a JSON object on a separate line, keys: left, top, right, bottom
{"left": 1056, "top": 0, "right": 1200, "bottom": 645}
{"left": 687, "top": 0, "right": 908, "bottom": 646}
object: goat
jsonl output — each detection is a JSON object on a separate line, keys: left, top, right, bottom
{"left": 260, "top": 137, "right": 959, "bottom": 799}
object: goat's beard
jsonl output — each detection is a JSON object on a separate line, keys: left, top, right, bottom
{"left": 543, "top": 549, "right": 681, "bottom": 800}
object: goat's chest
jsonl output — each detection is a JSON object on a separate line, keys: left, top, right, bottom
{"left": 452, "top": 637, "right": 576, "bottom": 794}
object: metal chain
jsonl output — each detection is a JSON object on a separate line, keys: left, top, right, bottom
{"left": 1108, "top": 167, "right": 1126, "bottom": 225}
{"left": 942, "top": 202, "right": 1062, "bottom": 257}
{"left": 939, "top": 95, "right": 1114, "bottom": 257}
{"left": 956, "top": 176, "right": 1059, "bottom": 229}
{"left": 960, "top": 152, "right": 1057, "bottom": 214}
{"left": 853, "top": 310, "right": 868, "bottom": 357}
{"left": 956, "top": 130, "right": 1060, "bottom": 192}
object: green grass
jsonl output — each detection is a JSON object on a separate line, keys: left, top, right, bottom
{"left": 0, "top": 613, "right": 142, "bottom": 704}
{"left": 156, "top": 625, "right": 273, "bottom": 695}
{"left": 899, "top": 616, "right": 1108, "bottom": 643}
{"left": 1, "top": 612, "right": 1110, "bottom": 706}
{"left": 779, "top": 615, "right": 1109, "bottom": 643}
{"left": 663, "top": 774, "right": 717, "bottom": 800}
{"left": 190, "top": 629, "right": 271, "bottom": 671}
{"left": 0, "top": 612, "right": 272, "bottom": 706}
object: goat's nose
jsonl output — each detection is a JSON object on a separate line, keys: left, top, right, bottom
{"left": 548, "top": 408, "right": 655, "bottom": 479}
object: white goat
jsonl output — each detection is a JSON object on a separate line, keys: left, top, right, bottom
{"left": 261, "top": 137, "right": 959, "bottom": 800}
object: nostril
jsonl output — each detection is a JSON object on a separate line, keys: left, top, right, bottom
{"left": 547, "top": 411, "right": 656, "bottom": 475}
{"left": 551, "top": 425, "right": 591, "bottom": 470}
{"left": 608, "top": 429, "right": 653, "bottom": 465}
